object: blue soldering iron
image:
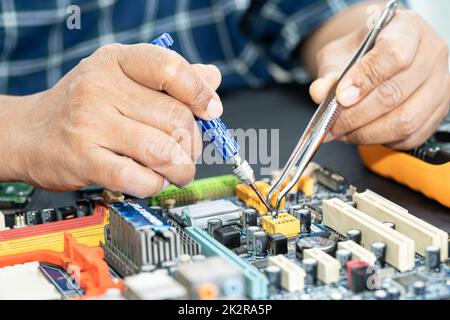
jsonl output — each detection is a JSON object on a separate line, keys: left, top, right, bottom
{"left": 150, "top": 33, "right": 271, "bottom": 211}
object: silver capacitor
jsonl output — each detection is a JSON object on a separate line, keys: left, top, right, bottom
{"left": 207, "top": 218, "right": 223, "bottom": 236}
{"left": 253, "top": 231, "right": 268, "bottom": 257}
{"left": 265, "top": 266, "right": 282, "bottom": 289}
{"left": 243, "top": 208, "right": 258, "bottom": 228}
{"left": 346, "top": 229, "right": 362, "bottom": 245}
{"left": 425, "top": 245, "right": 441, "bottom": 272}
{"left": 336, "top": 249, "right": 352, "bottom": 270}
{"left": 246, "top": 226, "right": 261, "bottom": 253}
{"left": 303, "top": 258, "right": 318, "bottom": 285}
{"left": 371, "top": 242, "right": 387, "bottom": 267}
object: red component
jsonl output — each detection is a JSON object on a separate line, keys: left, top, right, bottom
{"left": 0, "top": 204, "right": 108, "bottom": 241}
{"left": 0, "top": 233, "right": 123, "bottom": 299}
{"left": 346, "top": 259, "right": 369, "bottom": 288}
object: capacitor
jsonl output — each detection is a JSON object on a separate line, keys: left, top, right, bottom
{"left": 253, "top": 231, "right": 268, "bottom": 257}
{"left": 387, "top": 287, "right": 401, "bottom": 300}
{"left": 265, "top": 265, "right": 282, "bottom": 289}
{"left": 299, "top": 210, "right": 312, "bottom": 234}
{"left": 413, "top": 281, "right": 426, "bottom": 296}
{"left": 303, "top": 258, "right": 318, "bottom": 285}
{"left": 149, "top": 206, "right": 163, "bottom": 216}
{"left": 374, "top": 289, "right": 388, "bottom": 300}
{"left": 295, "top": 236, "right": 336, "bottom": 260}
{"left": 289, "top": 205, "right": 302, "bottom": 217}
{"left": 207, "top": 218, "right": 223, "bottom": 236}
{"left": 371, "top": 242, "right": 387, "bottom": 267}
{"left": 336, "top": 249, "right": 352, "bottom": 270}
{"left": 346, "top": 229, "right": 362, "bottom": 245}
{"left": 246, "top": 226, "right": 261, "bottom": 252}
{"left": 243, "top": 208, "right": 258, "bottom": 228}
{"left": 425, "top": 245, "right": 441, "bottom": 272}
{"left": 383, "top": 222, "right": 396, "bottom": 230}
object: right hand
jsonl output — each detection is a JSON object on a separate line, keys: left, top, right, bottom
{"left": 8, "top": 43, "right": 223, "bottom": 198}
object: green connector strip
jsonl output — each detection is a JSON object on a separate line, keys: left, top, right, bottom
{"left": 149, "top": 175, "right": 239, "bottom": 207}
{"left": 0, "top": 183, "right": 34, "bottom": 208}
{"left": 185, "top": 224, "right": 269, "bottom": 299}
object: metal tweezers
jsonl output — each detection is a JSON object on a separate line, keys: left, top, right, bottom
{"left": 267, "top": 0, "right": 399, "bottom": 215}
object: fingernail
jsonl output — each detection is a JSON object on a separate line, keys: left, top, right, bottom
{"left": 162, "top": 179, "right": 170, "bottom": 190}
{"left": 207, "top": 98, "right": 223, "bottom": 119}
{"left": 339, "top": 86, "right": 360, "bottom": 107}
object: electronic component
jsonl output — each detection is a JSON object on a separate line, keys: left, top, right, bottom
{"left": 102, "top": 190, "right": 125, "bottom": 204}
{"left": 213, "top": 225, "right": 241, "bottom": 249}
{"left": 303, "top": 248, "right": 340, "bottom": 284}
{"left": 337, "top": 240, "right": 376, "bottom": 266}
{"left": 425, "top": 245, "right": 441, "bottom": 272}
{"left": 346, "top": 260, "right": 370, "bottom": 293}
{"left": 335, "top": 249, "right": 352, "bottom": 270}
{"left": 261, "top": 212, "right": 300, "bottom": 238}
{"left": 353, "top": 190, "right": 448, "bottom": 260}
{"left": 252, "top": 231, "right": 268, "bottom": 257}
{"left": 168, "top": 199, "right": 240, "bottom": 229}
{"left": 149, "top": 175, "right": 239, "bottom": 207}
{"left": 268, "top": 233, "right": 288, "bottom": 255}
{"left": 323, "top": 198, "right": 415, "bottom": 272}
{"left": 297, "top": 176, "right": 315, "bottom": 197}
{"left": 346, "top": 229, "right": 362, "bottom": 244}
{"left": 315, "top": 167, "right": 348, "bottom": 193}
{"left": 176, "top": 256, "right": 244, "bottom": 299}
{"left": 299, "top": 209, "right": 312, "bottom": 234}
{"left": 236, "top": 181, "right": 285, "bottom": 214}
{"left": 243, "top": 208, "right": 258, "bottom": 228}
{"left": 295, "top": 236, "right": 336, "bottom": 260}
{"left": 265, "top": 265, "right": 282, "bottom": 289}
{"left": 246, "top": 226, "right": 261, "bottom": 253}
{"left": 371, "top": 242, "right": 387, "bottom": 267}
{"left": 207, "top": 218, "right": 223, "bottom": 236}
{"left": 268, "top": 255, "right": 305, "bottom": 293}
{"left": 302, "top": 258, "right": 318, "bottom": 285}
{"left": 124, "top": 271, "right": 187, "bottom": 300}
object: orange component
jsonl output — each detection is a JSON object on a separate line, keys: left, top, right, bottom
{"left": 235, "top": 182, "right": 285, "bottom": 214}
{"left": 358, "top": 145, "right": 450, "bottom": 208}
{"left": 197, "top": 282, "right": 219, "bottom": 300}
{"left": 0, "top": 233, "right": 123, "bottom": 299}
{"left": 297, "top": 176, "right": 314, "bottom": 197}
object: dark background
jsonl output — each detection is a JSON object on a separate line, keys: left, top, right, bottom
{"left": 29, "top": 84, "right": 450, "bottom": 232}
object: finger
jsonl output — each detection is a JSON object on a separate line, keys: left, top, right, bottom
{"left": 386, "top": 100, "right": 450, "bottom": 150}
{"left": 192, "top": 64, "right": 222, "bottom": 90}
{"left": 108, "top": 78, "right": 202, "bottom": 160}
{"left": 110, "top": 43, "right": 223, "bottom": 120}
{"left": 88, "top": 147, "right": 169, "bottom": 198}
{"left": 99, "top": 113, "right": 196, "bottom": 187}
{"left": 343, "top": 63, "right": 447, "bottom": 145}
{"left": 336, "top": 11, "right": 421, "bottom": 107}
{"left": 331, "top": 32, "right": 438, "bottom": 139}
{"left": 309, "top": 74, "right": 338, "bottom": 104}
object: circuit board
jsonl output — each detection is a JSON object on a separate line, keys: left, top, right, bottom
{"left": 0, "top": 163, "right": 449, "bottom": 300}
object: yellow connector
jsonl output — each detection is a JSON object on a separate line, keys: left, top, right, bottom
{"left": 297, "top": 176, "right": 314, "bottom": 197}
{"left": 235, "top": 181, "right": 285, "bottom": 214}
{"left": 262, "top": 212, "right": 300, "bottom": 237}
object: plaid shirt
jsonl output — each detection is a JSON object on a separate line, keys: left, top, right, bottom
{"left": 0, "top": 0, "right": 364, "bottom": 95}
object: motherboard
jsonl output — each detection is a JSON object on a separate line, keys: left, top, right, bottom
{"left": 0, "top": 162, "right": 449, "bottom": 300}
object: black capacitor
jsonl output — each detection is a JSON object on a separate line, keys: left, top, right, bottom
{"left": 289, "top": 205, "right": 302, "bottom": 217}
{"left": 40, "top": 208, "right": 57, "bottom": 224}
{"left": 413, "top": 281, "right": 426, "bottom": 296}
{"left": 243, "top": 208, "right": 258, "bottom": 228}
{"left": 336, "top": 249, "right": 352, "bottom": 270}
{"left": 425, "top": 245, "right": 441, "bottom": 272}
{"left": 207, "top": 218, "right": 223, "bottom": 236}
{"left": 265, "top": 265, "right": 282, "bottom": 289}
{"left": 383, "top": 222, "right": 396, "bottom": 230}
{"left": 299, "top": 210, "right": 312, "bottom": 234}
{"left": 387, "top": 287, "right": 401, "bottom": 300}
{"left": 371, "top": 242, "right": 387, "bottom": 267}
{"left": 253, "top": 231, "right": 268, "bottom": 257}
{"left": 296, "top": 236, "right": 336, "bottom": 260}
{"left": 349, "top": 265, "right": 369, "bottom": 293}
{"left": 346, "top": 229, "right": 362, "bottom": 245}
{"left": 303, "top": 258, "right": 318, "bottom": 285}
{"left": 246, "top": 226, "right": 261, "bottom": 252}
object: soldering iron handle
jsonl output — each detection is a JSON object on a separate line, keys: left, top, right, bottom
{"left": 150, "top": 33, "right": 240, "bottom": 161}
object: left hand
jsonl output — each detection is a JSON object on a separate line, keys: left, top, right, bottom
{"left": 310, "top": 9, "right": 450, "bottom": 150}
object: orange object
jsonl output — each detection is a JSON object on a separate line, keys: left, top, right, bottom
{"left": 236, "top": 182, "right": 285, "bottom": 214}
{"left": 197, "top": 282, "right": 219, "bottom": 300}
{"left": 0, "top": 233, "right": 123, "bottom": 299}
{"left": 358, "top": 145, "right": 450, "bottom": 208}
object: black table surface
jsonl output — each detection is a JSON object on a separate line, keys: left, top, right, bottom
{"left": 28, "top": 84, "right": 450, "bottom": 232}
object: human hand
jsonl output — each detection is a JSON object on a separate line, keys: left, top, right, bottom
{"left": 5, "top": 43, "right": 222, "bottom": 197}
{"left": 310, "top": 9, "right": 450, "bottom": 150}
